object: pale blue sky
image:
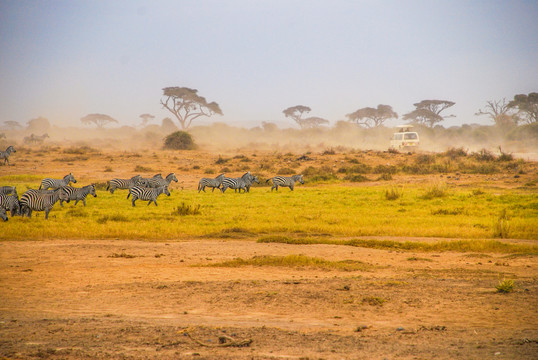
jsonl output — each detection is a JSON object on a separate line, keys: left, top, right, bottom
{"left": 0, "top": 0, "right": 536, "bottom": 128}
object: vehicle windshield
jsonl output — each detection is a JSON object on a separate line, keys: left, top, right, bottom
{"left": 404, "top": 133, "right": 418, "bottom": 140}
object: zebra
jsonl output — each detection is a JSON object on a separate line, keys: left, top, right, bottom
{"left": 0, "top": 186, "right": 18, "bottom": 196}
{"left": 24, "top": 133, "right": 49, "bottom": 144}
{"left": 0, "top": 194, "right": 21, "bottom": 217}
{"left": 107, "top": 175, "right": 145, "bottom": 194}
{"left": 266, "top": 174, "right": 304, "bottom": 191}
{"left": 0, "top": 208, "right": 7, "bottom": 222}
{"left": 144, "top": 173, "right": 178, "bottom": 188}
{"left": 128, "top": 185, "right": 170, "bottom": 206}
{"left": 244, "top": 175, "right": 259, "bottom": 193}
{"left": 20, "top": 188, "right": 69, "bottom": 219}
{"left": 0, "top": 146, "right": 16, "bottom": 166}
{"left": 198, "top": 173, "right": 225, "bottom": 193}
{"left": 39, "top": 173, "right": 77, "bottom": 190}
{"left": 59, "top": 184, "right": 97, "bottom": 207}
{"left": 221, "top": 172, "right": 257, "bottom": 193}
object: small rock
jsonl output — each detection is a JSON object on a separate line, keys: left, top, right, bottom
{"left": 494, "top": 352, "right": 501, "bottom": 356}
{"left": 396, "top": 327, "right": 404, "bottom": 331}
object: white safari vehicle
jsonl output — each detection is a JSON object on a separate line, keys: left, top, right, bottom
{"left": 390, "top": 125, "right": 420, "bottom": 151}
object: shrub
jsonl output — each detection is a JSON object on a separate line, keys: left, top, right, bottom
{"left": 172, "top": 202, "right": 201, "bottom": 216}
{"left": 104, "top": 166, "right": 113, "bottom": 172}
{"left": 443, "top": 147, "right": 467, "bottom": 159}
{"left": 496, "top": 279, "right": 514, "bottom": 293}
{"left": 421, "top": 183, "right": 448, "bottom": 199}
{"left": 385, "top": 187, "right": 401, "bottom": 200}
{"left": 373, "top": 165, "right": 397, "bottom": 174}
{"left": 472, "top": 149, "right": 495, "bottom": 162}
{"left": 163, "top": 131, "right": 197, "bottom": 150}
{"left": 134, "top": 165, "right": 153, "bottom": 172}
{"left": 344, "top": 174, "right": 371, "bottom": 182}
{"left": 204, "top": 168, "right": 216, "bottom": 174}
{"left": 493, "top": 208, "right": 510, "bottom": 239}
{"left": 277, "top": 167, "right": 296, "bottom": 175}
{"left": 97, "top": 214, "right": 130, "bottom": 224}
{"left": 377, "top": 173, "right": 393, "bottom": 181}
{"left": 215, "top": 156, "right": 230, "bottom": 164}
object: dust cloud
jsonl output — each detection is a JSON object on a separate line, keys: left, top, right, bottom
{"left": 1, "top": 120, "right": 537, "bottom": 156}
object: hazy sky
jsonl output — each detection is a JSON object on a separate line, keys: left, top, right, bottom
{"left": 0, "top": 0, "right": 537, "bottom": 129}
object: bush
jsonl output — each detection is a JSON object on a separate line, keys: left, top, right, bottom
{"left": 421, "top": 183, "right": 448, "bottom": 199}
{"left": 443, "top": 147, "right": 467, "bottom": 159}
{"left": 277, "top": 167, "right": 296, "bottom": 175}
{"left": 163, "top": 131, "right": 197, "bottom": 150}
{"left": 344, "top": 174, "right": 371, "bottom": 182}
{"left": 496, "top": 279, "right": 514, "bottom": 293}
{"left": 385, "top": 187, "right": 401, "bottom": 200}
{"left": 472, "top": 149, "right": 495, "bottom": 162}
{"left": 172, "top": 202, "right": 201, "bottom": 216}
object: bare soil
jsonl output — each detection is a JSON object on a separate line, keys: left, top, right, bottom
{"left": 1, "top": 239, "right": 537, "bottom": 359}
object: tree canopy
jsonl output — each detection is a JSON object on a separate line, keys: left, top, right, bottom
{"left": 27, "top": 116, "right": 51, "bottom": 133}
{"left": 4, "top": 121, "right": 22, "bottom": 129}
{"left": 81, "top": 114, "right": 118, "bottom": 128}
{"left": 139, "top": 113, "right": 155, "bottom": 127}
{"left": 160, "top": 87, "right": 223, "bottom": 130}
{"left": 282, "top": 105, "right": 328, "bottom": 128}
{"left": 403, "top": 100, "right": 455, "bottom": 127}
{"left": 346, "top": 104, "right": 398, "bottom": 128}
{"left": 508, "top": 92, "right": 538, "bottom": 124}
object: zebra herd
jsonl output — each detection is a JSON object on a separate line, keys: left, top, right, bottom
{"left": 198, "top": 172, "right": 304, "bottom": 193}
{"left": 0, "top": 171, "right": 304, "bottom": 221}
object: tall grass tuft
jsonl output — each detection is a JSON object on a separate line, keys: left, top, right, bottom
{"left": 494, "top": 208, "right": 510, "bottom": 238}
{"left": 172, "top": 202, "right": 201, "bottom": 216}
{"left": 385, "top": 187, "right": 401, "bottom": 200}
{"left": 496, "top": 278, "right": 514, "bottom": 293}
{"left": 421, "top": 183, "right": 448, "bottom": 199}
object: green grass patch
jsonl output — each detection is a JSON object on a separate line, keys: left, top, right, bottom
{"left": 202, "top": 254, "right": 370, "bottom": 271}
{"left": 258, "top": 236, "right": 538, "bottom": 254}
{"left": 496, "top": 278, "right": 514, "bottom": 293}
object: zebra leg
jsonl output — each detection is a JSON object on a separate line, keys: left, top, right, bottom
{"left": 82, "top": 199, "right": 86, "bottom": 206}
{"left": 45, "top": 208, "right": 50, "bottom": 220}
{"left": 75, "top": 199, "right": 79, "bottom": 206}
{"left": 60, "top": 199, "right": 64, "bottom": 207}
{"left": 290, "top": 185, "right": 294, "bottom": 191}
{"left": 132, "top": 196, "right": 137, "bottom": 207}
{"left": 147, "top": 200, "right": 152, "bottom": 206}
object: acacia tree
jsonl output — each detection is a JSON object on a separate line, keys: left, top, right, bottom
{"left": 346, "top": 104, "right": 398, "bottom": 128}
{"left": 139, "top": 113, "right": 155, "bottom": 127}
{"left": 508, "top": 92, "right": 538, "bottom": 124}
{"left": 160, "top": 87, "right": 222, "bottom": 130}
{"left": 282, "top": 105, "right": 328, "bottom": 128}
{"left": 475, "top": 98, "right": 517, "bottom": 128}
{"left": 403, "top": 100, "right": 455, "bottom": 127}
{"left": 81, "top": 114, "right": 118, "bottom": 128}
{"left": 4, "top": 121, "right": 22, "bottom": 130}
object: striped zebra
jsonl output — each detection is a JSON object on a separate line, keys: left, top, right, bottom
{"left": 0, "top": 194, "right": 21, "bottom": 217}
{"left": 144, "top": 173, "right": 178, "bottom": 188}
{"left": 107, "top": 175, "right": 145, "bottom": 194}
{"left": 0, "top": 208, "right": 7, "bottom": 222}
{"left": 39, "top": 173, "right": 77, "bottom": 190}
{"left": 0, "top": 186, "right": 18, "bottom": 196}
{"left": 20, "top": 188, "right": 69, "bottom": 219}
{"left": 59, "top": 184, "right": 97, "bottom": 207}
{"left": 221, "top": 172, "right": 257, "bottom": 193}
{"left": 266, "top": 174, "right": 304, "bottom": 191}
{"left": 128, "top": 185, "right": 170, "bottom": 206}
{"left": 198, "top": 174, "right": 225, "bottom": 193}
{"left": 0, "top": 146, "right": 16, "bottom": 166}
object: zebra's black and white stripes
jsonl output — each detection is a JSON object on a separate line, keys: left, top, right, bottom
{"left": 266, "top": 174, "right": 304, "bottom": 191}
{"left": 20, "top": 188, "right": 70, "bottom": 219}
{"left": 144, "top": 173, "right": 178, "bottom": 188}
{"left": 39, "top": 173, "right": 77, "bottom": 190}
{"left": 128, "top": 185, "right": 170, "bottom": 206}
{"left": 198, "top": 174, "right": 225, "bottom": 192}
{"left": 107, "top": 175, "right": 145, "bottom": 194}
{"left": 0, "top": 146, "right": 16, "bottom": 166}
{"left": 0, "top": 208, "right": 7, "bottom": 222}
{"left": 59, "top": 184, "right": 97, "bottom": 207}
{"left": 0, "top": 186, "right": 17, "bottom": 197}
{"left": 0, "top": 194, "right": 20, "bottom": 217}
{"left": 221, "top": 172, "right": 258, "bottom": 193}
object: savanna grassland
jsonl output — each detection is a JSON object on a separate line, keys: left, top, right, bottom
{"left": 0, "top": 145, "right": 537, "bottom": 359}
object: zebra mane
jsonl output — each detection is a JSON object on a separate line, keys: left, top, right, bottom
{"left": 165, "top": 173, "right": 175, "bottom": 179}
{"left": 216, "top": 173, "right": 225, "bottom": 180}
{"left": 241, "top": 172, "right": 251, "bottom": 179}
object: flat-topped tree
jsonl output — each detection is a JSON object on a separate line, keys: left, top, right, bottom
{"left": 283, "top": 105, "right": 329, "bottom": 129}
{"left": 508, "top": 92, "right": 538, "bottom": 124}
{"left": 139, "top": 113, "right": 155, "bottom": 127}
{"left": 346, "top": 104, "right": 398, "bottom": 128}
{"left": 81, "top": 114, "right": 118, "bottom": 128}
{"left": 4, "top": 121, "right": 22, "bottom": 130}
{"left": 403, "top": 100, "right": 455, "bottom": 127}
{"left": 160, "top": 87, "right": 222, "bottom": 130}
